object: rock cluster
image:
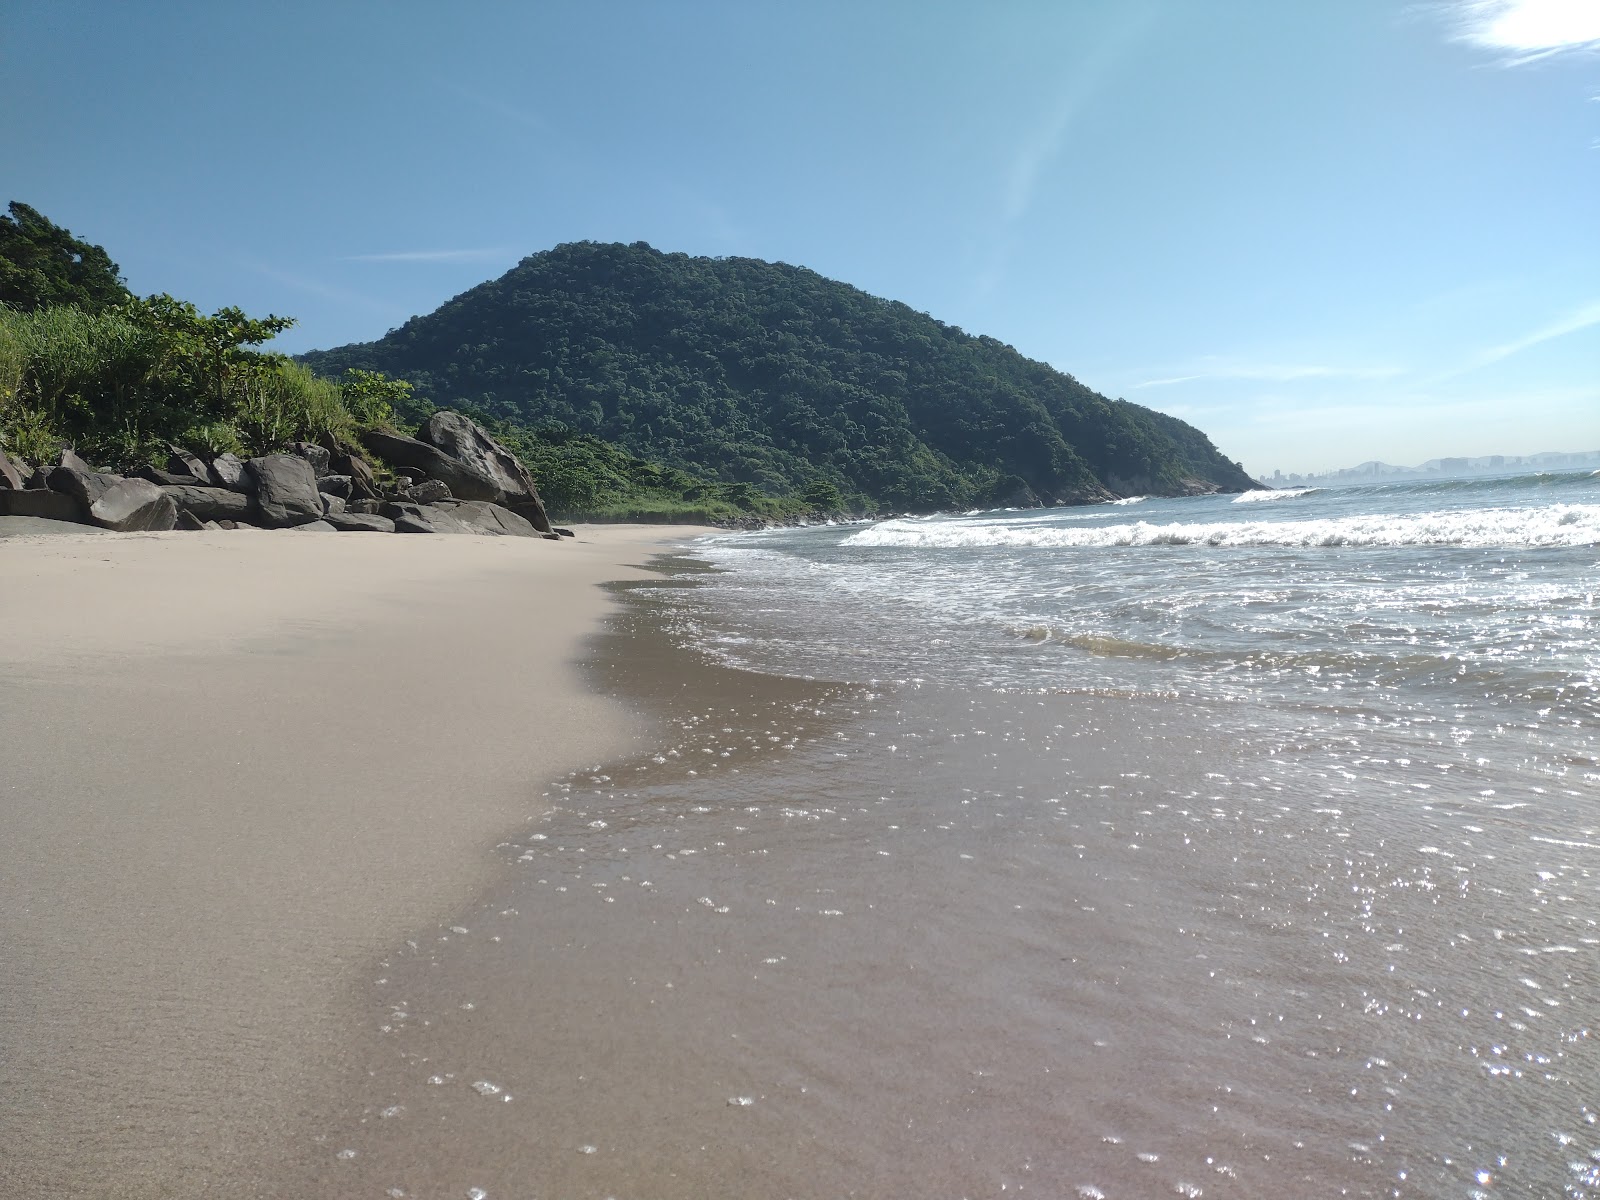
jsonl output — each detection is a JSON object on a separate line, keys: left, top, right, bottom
{"left": 0, "top": 411, "right": 566, "bottom": 540}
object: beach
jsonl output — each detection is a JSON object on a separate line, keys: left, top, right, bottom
{"left": 0, "top": 524, "right": 708, "bottom": 1198}
{"left": 4, "top": 474, "right": 1598, "bottom": 1199}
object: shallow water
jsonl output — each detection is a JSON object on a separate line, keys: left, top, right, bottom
{"left": 286, "top": 499, "right": 1600, "bottom": 1197}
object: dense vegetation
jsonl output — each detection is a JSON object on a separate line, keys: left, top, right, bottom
{"left": 303, "top": 241, "right": 1257, "bottom": 511}
{"left": 0, "top": 204, "right": 425, "bottom": 472}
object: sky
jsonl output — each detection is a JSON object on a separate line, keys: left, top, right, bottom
{"left": 4, "top": 0, "right": 1596, "bottom": 477}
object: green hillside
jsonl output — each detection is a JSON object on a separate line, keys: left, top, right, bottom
{"left": 301, "top": 242, "right": 1257, "bottom": 511}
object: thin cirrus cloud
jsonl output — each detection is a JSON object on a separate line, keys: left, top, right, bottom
{"left": 1444, "top": 0, "right": 1600, "bottom": 63}
{"left": 1133, "top": 363, "right": 1406, "bottom": 389}
{"left": 1474, "top": 298, "right": 1600, "bottom": 364}
{"left": 344, "top": 248, "right": 516, "bottom": 264}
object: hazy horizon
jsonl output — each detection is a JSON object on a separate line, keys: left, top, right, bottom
{"left": 6, "top": 0, "right": 1596, "bottom": 476}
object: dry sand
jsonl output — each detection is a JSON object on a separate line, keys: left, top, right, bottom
{"left": 0, "top": 523, "right": 709, "bottom": 1198}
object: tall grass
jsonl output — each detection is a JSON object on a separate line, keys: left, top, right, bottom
{"left": 0, "top": 303, "right": 367, "bottom": 469}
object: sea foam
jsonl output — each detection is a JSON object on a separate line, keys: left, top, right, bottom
{"left": 842, "top": 504, "right": 1600, "bottom": 550}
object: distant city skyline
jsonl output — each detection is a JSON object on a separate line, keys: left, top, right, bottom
{"left": 4, "top": 0, "right": 1596, "bottom": 476}
{"left": 1263, "top": 447, "right": 1600, "bottom": 487}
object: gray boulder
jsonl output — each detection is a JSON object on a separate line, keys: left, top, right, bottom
{"left": 0, "top": 488, "right": 85, "bottom": 522}
{"left": 346, "top": 498, "right": 382, "bottom": 515}
{"left": 89, "top": 479, "right": 178, "bottom": 531}
{"left": 0, "top": 448, "right": 24, "bottom": 490}
{"left": 134, "top": 464, "right": 205, "bottom": 488}
{"left": 383, "top": 501, "right": 479, "bottom": 535}
{"left": 286, "top": 519, "right": 337, "bottom": 532}
{"left": 363, "top": 412, "right": 552, "bottom": 531}
{"left": 166, "top": 446, "right": 215, "bottom": 485}
{"left": 210, "top": 453, "right": 250, "bottom": 492}
{"left": 246, "top": 455, "right": 324, "bottom": 527}
{"left": 158, "top": 485, "right": 252, "bottom": 522}
{"left": 324, "top": 511, "right": 396, "bottom": 533}
{"left": 438, "top": 500, "right": 541, "bottom": 537}
{"left": 316, "top": 474, "right": 352, "bottom": 500}
{"left": 321, "top": 494, "right": 347, "bottom": 516}
{"left": 175, "top": 509, "right": 207, "bottom": 531}
{"left": 417, "top": 411, "right": 551, "bottom": 529}
{"left": 329, "top": 452, "right": 381, "bottom": 501}
{"left": 48, "top": 450, "right": 120, "bottom": 508}
{"left": 403, "top": 478, "right": 453, "bottom": 505}
{"left": 290, "top": 441, "right": 332, "bottom": 477}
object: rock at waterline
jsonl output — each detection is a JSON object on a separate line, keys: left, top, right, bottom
{"left": 245, "top": 455, "right": 324, "bottom": 527}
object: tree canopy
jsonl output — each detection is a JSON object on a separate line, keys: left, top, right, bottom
{"left": 0, "top": 202, "right": 132, "bottom": 313}
{"left": 301, "top": 241, "right": 1257, "bottom": 510}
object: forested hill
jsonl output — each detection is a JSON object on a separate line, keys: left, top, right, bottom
{"left": 301, "top": 242, "right": 1257, "bottom": 510}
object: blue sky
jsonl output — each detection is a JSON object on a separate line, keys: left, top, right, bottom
{"left": 4, "top": 0, "right": 1596, "bottom": 476}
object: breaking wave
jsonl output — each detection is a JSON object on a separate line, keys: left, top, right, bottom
{"left": 843, "top": 505, "right": 1600, "bottom": 550}
{"left": 1233, "top": 487, "right": 1319, "bottom": 503}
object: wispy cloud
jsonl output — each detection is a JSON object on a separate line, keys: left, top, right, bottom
{"left": 344, "top": 248, "right": 515, "bottom": 264}
{"left": 1440, "top": 0, "right": 1600, "bottom": 64}
{"left": 1133, "top": 362, "right": 1405, "bottom": 389}
{"left": 449, "top": 84, "right": 545, "bottom": 130}
{"left": 239, "top": 260, "right": 393, "bottom": 314}
{"left": 1476, "top": 298, "right": 1600, "bottom": 363}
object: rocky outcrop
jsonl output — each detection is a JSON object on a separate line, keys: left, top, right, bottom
{"left": 158, "top": 485, "right": 253, "bottom": 523}
{"left": 419, "top": 412, "right": 543, "bottom": 507}
{"left": 89, "top": 479, "right": 178, "bottom": 531}
{"left": 3, "top": 414, "right": 568, "bottom": 542}
{"left": 362, "top": 412, "right": 552, "bottom": 531}
{"left": 245, "top": 455, "right": 324, "bottom": 527}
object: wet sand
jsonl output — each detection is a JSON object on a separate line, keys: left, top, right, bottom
{"left": 275, "top": 567, "right": 1600, "bottom": 1199}
{"left": 0, "top": 525, "right": 709, "bottom": 1198}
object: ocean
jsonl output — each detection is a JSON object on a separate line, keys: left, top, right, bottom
{"left": 301, "top": 470, "right": 1599, "bottom": 1199}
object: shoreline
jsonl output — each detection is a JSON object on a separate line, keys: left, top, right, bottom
{"left": 0, "top": 524, "right": 713, "bottom": 1198}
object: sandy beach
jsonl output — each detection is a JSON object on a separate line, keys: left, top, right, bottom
{"left": 0, "top": 524, "right": 709, "bottom": 1198}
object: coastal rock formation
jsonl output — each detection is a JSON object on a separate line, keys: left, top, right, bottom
{"left": 362, "top": 413, "right": 553, "bottom": 531}
{"left": 89, "top": 478, "right": 177, "bottom": 531}
{"left": 3, "top": 412, "right": 566, "bottom": 541}
{"left": 246, "top": 455, "right": 324, "bottom": 527}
